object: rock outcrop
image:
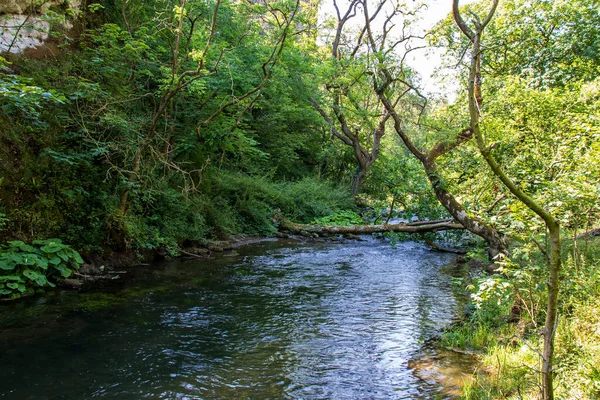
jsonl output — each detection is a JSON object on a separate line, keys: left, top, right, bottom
{"left": 0, "top": 0, "right": 81, "bottom": 54}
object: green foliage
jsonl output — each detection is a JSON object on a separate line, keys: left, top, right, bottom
{"left": 0, "top": 57, "right": 66, "bottom": 124}
{"left": 312, "top": 210, "right": 363, "bottom": 226}
{"left": 444, "top": 238, "right": 600, "bottom": 399}
{"left": 119, "top": 186, "right": 210, "bottom": 251}
{"left": 0, "top": 239, "right": 83, "bottom": 300}
{"left": 0, "top": 0, "right": 337, "bottom": 254}
{"left": 202, "top": 171, "right": 355, "bottom": 236}
{"left": 431, "top": 0, "right": 600, "bottom": 88}
{"left": 275, "top": 177, "right": 356, "bottom": 223}
{"left": 364, "top": 146, "right": 448, "bottom": 221}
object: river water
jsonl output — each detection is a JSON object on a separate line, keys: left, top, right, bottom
{"left": 0, "top": 238, "right": 472, "bottom": 399}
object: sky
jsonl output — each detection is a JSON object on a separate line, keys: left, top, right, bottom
{"left": 318, "top": 0, "right": 479, "bottom": 96}
{"left": 405, "top": 0, "right": 478, "bottom": 95}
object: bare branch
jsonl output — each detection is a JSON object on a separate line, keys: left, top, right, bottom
{"left": 452, "top": 0, "right": 475, "bottom": 42}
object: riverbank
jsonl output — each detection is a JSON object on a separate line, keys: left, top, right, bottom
{"left": 56, "top": 231, "right": 370, "bottom": 292}
{"left": 439, "top": 236, "right": 600, "bottom": 399}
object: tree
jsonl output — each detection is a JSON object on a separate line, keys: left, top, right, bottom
{"left": 116, "top": 0, "right": 303, "bottom": 217}
{"left": 452, "top": 1, "right": 563, "bottom": 397}
{"left": 311, "top": 0, "right": 393, "bottom": 196}
{"left": 346, "top": 0, "right": 508, "bottom": 258}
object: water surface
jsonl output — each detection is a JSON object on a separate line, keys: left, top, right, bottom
{"left": 0, "top": 238, "right": 468, "bottom": 399}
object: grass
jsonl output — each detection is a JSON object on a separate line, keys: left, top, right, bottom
{"left": 443, "top": 236, "right": 600, "bottom": 399}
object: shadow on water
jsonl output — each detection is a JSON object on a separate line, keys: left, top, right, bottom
{"left": 0, "top": 238, "right": 477, "bottom": 399}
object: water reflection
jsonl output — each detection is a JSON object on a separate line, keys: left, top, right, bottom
{"left": 0, "top": 238, "right": 465, "bottom": 399}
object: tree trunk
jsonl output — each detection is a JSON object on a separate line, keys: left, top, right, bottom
{"left": 542, "top": 224, "right": 561, "bottom": 400}
{"left": 452, "top": 2, "right": 561, "bottom": 397}
{"left": 374, "top": 75, "right": 507, "bottom": 260}
{"left": 423, "top": 159, "right": 506, "bottom": 259}
{"left": 351, "top": 166, "right": 367, "bottom": 197}
{"left": 281, "top": 218, "right": 465, "bottom": 235}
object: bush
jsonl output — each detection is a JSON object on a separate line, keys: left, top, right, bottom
{"left": 122, "top": 186, "right": 210, "bottom": 251}
{"left": 202, "top": 171, "right": 355, "bottom": 235}
{"left": 312, "top": 210, "right": 364, "bottom": 226}
{"left": 0, "top": 239, "right": 83, "bottom": 300}
{"left": 444, "top": 237, "right": 600, "bottom": 399}
{"left": 276, "top": 177, "right": 356, "bottom": 223}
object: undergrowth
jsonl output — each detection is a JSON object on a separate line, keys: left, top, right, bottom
{"left": 444, "top": 237, "right": 600, "bottom": 399}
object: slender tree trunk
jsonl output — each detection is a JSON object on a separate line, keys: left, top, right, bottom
{"left": 374, "top": 88, "right": 507, "bottom": 258}
{"left": 543, "top": 224, "right": 560, "bottom": 400}
{"left": 452, "top": 2, "right": 561, "bottom": 396}
{"left": 118, "top": 149, "right": 141, "bottom": 215}
{"left": 423, "top": 159, "right": 506, "bottom": 259}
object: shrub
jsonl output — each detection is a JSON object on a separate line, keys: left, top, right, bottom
{"left": 0, "top": 239, "right": 83, "bottom": 299}
{"left": 312, "top": 210, "right": 364, "bottom": 226}
{"left": 276, "top": 177, "right": 356, "bottom": 223}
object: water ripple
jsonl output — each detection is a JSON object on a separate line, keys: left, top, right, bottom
{"left": 0, "top": 239, "right": 463, "bottom": 399}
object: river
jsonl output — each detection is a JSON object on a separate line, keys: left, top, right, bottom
{"left": 0, "top": 238, "right": 473, "bottom": 399}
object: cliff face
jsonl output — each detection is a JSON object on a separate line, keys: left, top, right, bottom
{"left": 0, "top": 0, "right": 81, "bottom": 54}
{"left": 0, "top": 0, "right": 80, "bottom": 15}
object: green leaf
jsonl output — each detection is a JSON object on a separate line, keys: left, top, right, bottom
{"left": 49, "top": 256, "right": 62, "bottom": 265}
{"left": 0, "top": 289, "right": 11, "bottom": 295}
{"left": 20, "top": 255, "right": 37, "bottom": 265}
{"left": 22, "top": 268, "right": 42, "bottom": 281}
{"left": 9, "top": 253, "right": 24, "bottom": 264}
{"left": 55, "top": 265, "right": 72, "bottom": 278}
{"left": 8, "top": 241, "right": 36, "bottom": 253}
{"left": 40, "top": 244, "right": 64, "bottom": 253}
{"left": 0, "top": 275, "right": 21, "bottom": 282}
{"left": 0, "top": 259, "right": 15, "bottom": 270}
{"left": 34, "top": 256, "right": 49, "bottom": 270}
{"left": 35, "top": 275, "right": 49, "bottom": 286}
{"left": 73, "top": 252, "right": 84, "bottom": 264}
{"left": 56, "top": 250, "right": 69, "bottom": 261}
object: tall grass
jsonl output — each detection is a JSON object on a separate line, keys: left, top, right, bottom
{"left": 443, "top": 237, "right": 600, "bottom": 399}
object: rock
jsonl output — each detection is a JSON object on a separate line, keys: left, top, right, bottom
{"left": 0, "top": 0, "right": 81, "bottom": 14}
{"left": 78, "top": 264, "right": 102, "bottom": 275}
{"left": 484, "top": 262, "right": 501, "bottom": 274}
{"left": 188, "top": 247, "right": 210, "bottom": 256}
{"left": 208, "top": 241, "right": 233, "bottom": 251}
{"left": 343, "top": 233, "right": 361, "bottom": 240}
{"left": 0, "top": 1, "right": 82, "bottom": 54}
{"left": 275, "top": 232, "right": 289, "bottom": 238}
{"left": 207, "top": 243, "right": 224, "bottom": 252}
{"left": 58, "top": 279, "right": 84, "bottom": 289}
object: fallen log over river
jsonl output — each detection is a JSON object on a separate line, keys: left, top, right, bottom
{"left": 281, "top": 219, "right": 465, "bottom": 235}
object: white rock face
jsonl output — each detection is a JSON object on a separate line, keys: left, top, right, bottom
{"left": 0, "top": 0, "right": 81, "bottom": 54}
{"left": 0, "top": 1, "right": 28, "bottom": 14}
{"left": 0, "top": 15, "right": 50, "bottom": 53}
{"left": 0, "top": 0, "right": 80, "bottom": 14}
